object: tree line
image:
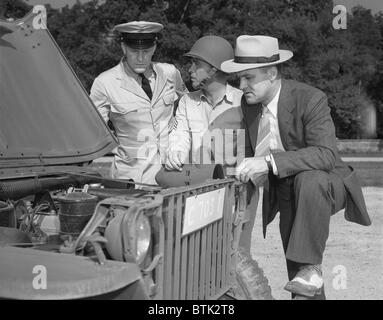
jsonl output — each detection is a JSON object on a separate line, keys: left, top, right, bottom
{"left": 2, "top": 0, "right": 382, "bottom": 139}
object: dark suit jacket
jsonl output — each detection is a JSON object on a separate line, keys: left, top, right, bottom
{"left": 241, "top": 79, "right": 371, "bottom": 236}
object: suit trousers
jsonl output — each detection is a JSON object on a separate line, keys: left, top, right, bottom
{"left": 276, "top": 170, "right": 346, "bottom": 275}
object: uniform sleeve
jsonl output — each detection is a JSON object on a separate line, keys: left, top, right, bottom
{"left": 168, "top": 96, "right": 191, "bottom": 155}
{"left": 90, "top": 77, "right": 110, "bottom": 123}
{"left": 174, "top": 68, "right": 188, "bottom": 99}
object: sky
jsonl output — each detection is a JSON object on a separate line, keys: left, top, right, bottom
{"left": 25, "top": 0, "right": 100, "bottom": 9}
{"left": 25, "top": 0, "right": 383, "bottom": 14}
{"left": 334, "top": 0, "right": 383, "bottom": 13}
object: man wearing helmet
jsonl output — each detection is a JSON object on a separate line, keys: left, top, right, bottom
{"left": 165, "top": 35, "right": 258, "bottom": 254}
{"left": 90, "top": 21, "right": 187, "bottom": 185}
{"left": 166, "top": 35, "right": 243, "bottom": 172}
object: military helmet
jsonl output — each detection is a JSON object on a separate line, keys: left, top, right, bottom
{"left": 184, "top": 35, "right": 234, "bottom": 72}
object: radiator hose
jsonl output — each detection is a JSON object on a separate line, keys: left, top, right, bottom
{"left": 0, "top": 175, "right": 101, "bottom": 201}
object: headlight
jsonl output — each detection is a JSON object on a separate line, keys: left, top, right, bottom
{"left": 105, "top": 207, "right": 151, "bottom": 266}
{"left": 135, "top": 212, "right": 151, "bottom": 265}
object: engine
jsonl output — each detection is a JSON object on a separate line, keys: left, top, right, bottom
{"left": 0, "top": 173, "right": 153, "bottom": 267}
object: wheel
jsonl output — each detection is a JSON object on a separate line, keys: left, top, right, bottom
{"left": 228, "top": 250, "right": 273, "bottom": 300}
{"left": 292, "top": 287, "right": 326, "bottom": 300}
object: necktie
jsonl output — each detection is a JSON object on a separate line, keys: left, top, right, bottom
{"left": 254, "top": 105, "right": 273, "bottom": 156}
{"left": 249, "top": 106, "right": 273, "bottom": 185}
{"left": 139, "top": 73, "right": 153, "bottom": 100}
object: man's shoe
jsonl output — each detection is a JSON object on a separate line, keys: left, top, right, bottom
{"left": 284, "top": 264, "right": 323, "bottom": 297}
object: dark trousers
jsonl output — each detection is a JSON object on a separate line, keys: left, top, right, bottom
{"left": 239, "top": 170, "right": 347, "bottom": 299}
{"left": 238, "top": 169, "right": 346, "bottom": 259}
{"left": 277, "top": 170, "right": 346, "bottom": 266}
{"left": 277, "top": 170, "right": 347, "bottom": 299}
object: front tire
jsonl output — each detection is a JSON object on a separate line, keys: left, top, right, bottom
{"left": 229, "top": 250, "right": 273, "bottom": 300}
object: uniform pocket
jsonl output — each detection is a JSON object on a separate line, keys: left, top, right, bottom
{"left": 162, "top": 93, "right": 175, "bottom": 107}
{"left": 110, "top": 102, "right": 141, "bottom": 115}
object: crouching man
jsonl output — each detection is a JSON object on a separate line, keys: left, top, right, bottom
{"left": 221, "top": 35, "right": 371, "bottom": 299}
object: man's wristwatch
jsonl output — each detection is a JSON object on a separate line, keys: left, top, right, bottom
{"left": 264, "top": 154, "right": 273, "bottom": 172}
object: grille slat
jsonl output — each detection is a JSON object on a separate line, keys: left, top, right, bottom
{"left": 172, "top": 195, "right": 183, "bottom": 299}
{"left": 164, "top": 197, "right": 174, "bottom": 299}
{"left": 216, "top": 218, "right": 223, "bottom": 290}
{"left": 193, "top": 230, "right": 201, "bottom": 299}
{"left": 180, "top": 235, "right": 188, "bottom": 299}
{"left": 205, "top": 222, "right": 213, "bottom": 297}
{"left": 211, "top": 221, "right": 218, "bottom": 295}
{"left": 225, "top": 186, "right": 234, "bottom": 285}
{"left": 199, "top": 227, "right": 207, "bottom": 299}
{"left": 221, "top": 187, "right": 229, "bottom": 289}
{"left": 187, "top": 233, "right": 195, "bottom": 299}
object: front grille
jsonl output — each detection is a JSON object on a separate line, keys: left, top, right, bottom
{"left": 151, "top": 179, "right": 245, "bottom": 300}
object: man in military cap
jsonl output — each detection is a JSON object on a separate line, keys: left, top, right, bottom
{"left": 90, "top": 21, "right": 187, "bottom": 185}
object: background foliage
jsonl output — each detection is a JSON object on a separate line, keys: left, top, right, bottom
{"left": 1, "top": 0, "right": 382, "bottom": 138}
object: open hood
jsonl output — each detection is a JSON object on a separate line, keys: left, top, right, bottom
{"left": 0, "top": 12, "right": 118, "bottom": 171}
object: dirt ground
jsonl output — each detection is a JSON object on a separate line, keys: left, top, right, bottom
{"left": 250, "top": 187, "right": 383, "bottom": 300}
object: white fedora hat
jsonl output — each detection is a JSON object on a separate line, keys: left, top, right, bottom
{"left": 221, "top": 35, "right": 293, "bottom": 73}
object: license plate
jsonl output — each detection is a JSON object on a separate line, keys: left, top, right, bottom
{"left": 182, "top": 187, "right": 225, "bottom": 237}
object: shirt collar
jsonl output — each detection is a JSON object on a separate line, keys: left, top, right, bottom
{"left": 225, "top": 84, "right": 235, "bottom": 103}
{"left": 198, "top": 83, "right": 235, "bottom": 106}
{"left": 120, "top": 58, "right": 154, "bottom": 81}
{"left": 264, "top": 83, "right": 281, "bottom": 117}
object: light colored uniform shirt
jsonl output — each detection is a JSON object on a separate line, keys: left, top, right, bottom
{"left": 124, "top": 63, "right": 156, "bottom": 93}
{"left": 169, "top": 84, "right": 243, "bottom": 166}
{"left": 90, "top": 59, "right": 187, "bottom": 184}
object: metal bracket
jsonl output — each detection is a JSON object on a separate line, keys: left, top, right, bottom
{"left": 142, "top": 254, "right": 163, "bottom": 274}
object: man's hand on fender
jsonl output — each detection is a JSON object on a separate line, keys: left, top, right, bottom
{"left": 165, "top": 150, "right": 186, "bottom": 171}
{"left": 235, "top": 157, "right": 269, "bottom": 183}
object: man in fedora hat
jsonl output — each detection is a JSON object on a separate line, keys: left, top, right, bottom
{"left": 221, "top": 35, "right": 371, "bottom": 299}
{"left": 90, "top": 21, "right": 187, "bottom": 185}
